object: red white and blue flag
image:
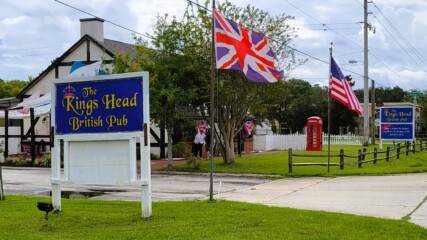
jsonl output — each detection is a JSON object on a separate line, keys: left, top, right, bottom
{"left": 329, "top": 56, "right": 363, "bottom": 116}
{"left": 213, "top": 9, "right": 284, "bottom": 83}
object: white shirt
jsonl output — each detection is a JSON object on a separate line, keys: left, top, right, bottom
{"left": 194, "top": 132, "right": 206, "bottom": 144}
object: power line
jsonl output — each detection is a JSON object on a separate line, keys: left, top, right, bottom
{"left": 0, "top": 52, "right": 62, "bottom": 59}
{"left": 335, "top": 50, "right": 363, "bottom": 57}
{"left": 372, "top": 1, "right": 427, "bottom": 69}
{"left": 370, "top": 12, "right": 426, "bottom": 70}
{"left": 355, "top": 0, "right": 424, "bottom": 91}
{"left": 0, "top": 45, "right": 63, "bottom": 53}
{"left": 289, "top": 46, "right": 385, "bottom": 87}
{"left": 298, "top": 22, "right": 362, "bottom": 26}
{"left": 282, "top": 0, "right": 391, "bottom": 86}
{"left": 294, "top": 27, "right": 361, "bottom": 31}
{"left": 54, "top": 0, "right": 154, "bottom": 40}
{"left": 284, "top": 0, "right": 415, "bottom": 82}
{"left": 283, "top": 0, "right": 364, "bottom": 49}
{"left": 187, "top": 0, "right": 210, "bottom": 12}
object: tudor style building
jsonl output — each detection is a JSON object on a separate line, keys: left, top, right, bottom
{"left": 19, "top": 18, "right": 135, "bottom": 98}
{"left": 1, "top": 18, "right": 166, "bottom": 162}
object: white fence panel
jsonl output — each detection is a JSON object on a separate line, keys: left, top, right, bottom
{"left": 253, "top": 133, "right": 363, "bottom": 151}
{"left": 323, "top": 133, "right": 363, "bottom": 145}
{"left": 253, "top": 135, "right": 267, "bottom": 151}
{"left": 0, "top": 127, "right": 21, "bottom": 155}
{"left": 253, "top": 133, "right": 306, "bottom": 151}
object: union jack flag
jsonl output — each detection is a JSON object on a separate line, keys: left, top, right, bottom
{"left": 329, "top": 56, "right": 363, "bottom": 116}
{"left": 213, "top": 9, "right": 284, "bottom": 83}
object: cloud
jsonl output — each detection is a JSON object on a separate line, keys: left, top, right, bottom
{"left": 0, "top": 0, "right": 426, "bottom": 92}
{"left": 1, "top": 16, "right": 29, "bottom": 25}
{"left": 128, "top": 0, "right": 187, "bottom": 37}
{"left": 1, "top": 62, "right": 39, "bottom": 70}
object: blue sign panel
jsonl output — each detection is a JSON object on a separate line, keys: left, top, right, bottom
{"left": 380, "top": 107, "right": 413, "bottom": 123}
{"left": 380, "top": 107, "right": 414, "bottom": 140}
{"left": 380, "top": 124, "right": 413, "bottom": 140}
{"left": 55, "top": 78, "right": 143, "bottom": 134}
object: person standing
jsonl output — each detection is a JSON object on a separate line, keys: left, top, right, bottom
{"left": 193, "top": 130, "right": 206, "bottom": 159}
{"left": 205, "top": 128, "right": 211, "bottom": 159}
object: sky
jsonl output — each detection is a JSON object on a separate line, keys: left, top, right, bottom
{"left": 1, "top": 0, "right": 427, "bottom": 92}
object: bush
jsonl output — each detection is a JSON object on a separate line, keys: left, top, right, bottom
{"left": 172, "top": 141, "right": 192, "bottom": 158}
{"left": 186, "top": 156, "right": 201, "bottom": 170}
{"left": 15, "top": 159, "right": 27, "bottom": 167}
{"left": 41, "top": 153, "right": 51, "bottom": 167}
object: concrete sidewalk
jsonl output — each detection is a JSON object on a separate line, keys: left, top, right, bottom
{"left": 219, "top": 173, "right": 427, "bottom": 228}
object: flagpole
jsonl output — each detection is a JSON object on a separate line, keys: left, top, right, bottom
{"left": 209, "top": 0, "right": 216, "bottom": 201}
{"left": 327, "top": 42, "right": 333, "bottom": 173}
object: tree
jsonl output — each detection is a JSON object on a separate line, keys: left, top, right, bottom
{"left": 146, "top": 16, "right": 207, "bottom": 165}
{"left": 113, "top": 1, "right": 299, "bottom": 164}
{"left": 210, "top": 2, "right": 298, "bottom": 164}
{"left": 263, "top": 79, "right": 329, "bottom": 134}
{"left": 355, "top": 86, "right": 405, "bottom": 103}
{"left": 417, "top": 92, "right": 427, "bottom": 132}
{"left": 279, "top": 77, "right": 359, "bottom": 134}
{"left": 284, "top": 79, "right": 316, "bottom": 132}
{"left": 113, "top": 16, "right": 205, "bottom": 166}
{"left": 0, "top": 79, "right": 28, "bottom": 98}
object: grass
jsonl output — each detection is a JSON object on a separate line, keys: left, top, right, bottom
{"left": 1, "top": 195, "right": 426, "bottom": 239}
{"left": 166, "top": 143, "right": 427, "bottom": 177}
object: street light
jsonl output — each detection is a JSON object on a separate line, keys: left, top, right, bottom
{"left": 349, "top": 59, "right": 375, "bottom": 144}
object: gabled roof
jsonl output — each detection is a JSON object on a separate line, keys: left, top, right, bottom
{"left": 17, "top": 34, "right": 136, "bottom": 98}
{"left": 0, "top": 97, "right": 20, "bottom": 109}
{"left": 101, "top": 39, "right": 136, "bottom": 57}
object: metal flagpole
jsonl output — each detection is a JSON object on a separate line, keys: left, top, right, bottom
{"left": 209, "top": 0, "right": 216, "bottom": 201}
{"left": 327, "top": 42, "right": 333, "bottom": 173}
{"left": 0, "top": 163, "right": 4, "bottom": 200}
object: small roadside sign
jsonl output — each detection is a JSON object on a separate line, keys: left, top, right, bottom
{"left": 407, "top": 92, "right": 423, "bottom": 97}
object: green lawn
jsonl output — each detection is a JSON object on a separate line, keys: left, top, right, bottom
{"left": 168, "top": 143, "right": 427, "bottom": 177}
{"left": 1, "top": 195, "right": 426, "bottom": 239}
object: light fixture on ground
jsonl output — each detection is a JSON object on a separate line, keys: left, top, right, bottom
{"left": 37, "top": 201, "right": 54, "bottom": 221}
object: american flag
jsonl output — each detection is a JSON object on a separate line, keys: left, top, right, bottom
{"left": 329, "top": 56, "right": 363, "bottom": 116}
{"left": 213, "top": 9, "right": 284, "bottom": 83}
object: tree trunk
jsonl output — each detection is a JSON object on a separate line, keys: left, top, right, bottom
{"left": 221, "top": 123, "right": 235, "bottom": 164}
{"left": 167, "top": 131, "right": 173, "bottom": 167}
{"left": 0, "top": 164, "right": 4, "bottom": 200}
{"left": 222, "top": 137, "right": 235, "bottom": 164}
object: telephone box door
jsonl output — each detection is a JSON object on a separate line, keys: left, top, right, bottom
{"left": 306, "top": 116, "right": 323, "bottom": 151}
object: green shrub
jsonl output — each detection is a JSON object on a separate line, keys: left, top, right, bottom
{"left": 150, "top": 153, "right": 159, "bottom": 160}
{"left": 15, "top": 159, "right": 27, "bottom": 167}
{"left": 41, "top": 153, "right": 51, "bottom": 167}
{"left": 172, "top": 141, "right": 191, "bottom": 158}
{"left": 186, "top": 156, "right": 201, "bottom": 170}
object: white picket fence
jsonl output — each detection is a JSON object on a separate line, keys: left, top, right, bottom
{"left": 253, "top": 133, "right": 363, "bottom": 151}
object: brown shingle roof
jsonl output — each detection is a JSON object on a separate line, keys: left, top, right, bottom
{"left": 101, "top": 38, "right": 136, "bottom": 57}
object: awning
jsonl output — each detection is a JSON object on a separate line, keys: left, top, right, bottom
{"left": 0, "top": 60, "right": 103, "bottom": 119}
{"left": 0, "top": 103, "right": 50, "bottom": 119}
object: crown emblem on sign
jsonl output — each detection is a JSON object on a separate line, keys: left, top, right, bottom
{"left": 62, "top": 85, "right": 76, "bottom": 98}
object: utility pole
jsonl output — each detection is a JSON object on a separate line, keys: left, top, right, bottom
{"left": 363, "top": 0, "right": 369, "bottom": 146}
{"left": 371, "top": 80, "right": 375, "bottom": 144}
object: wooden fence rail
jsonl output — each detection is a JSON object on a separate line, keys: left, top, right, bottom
{"left": 288, "top": 140, "right": 426, "bottom": 173}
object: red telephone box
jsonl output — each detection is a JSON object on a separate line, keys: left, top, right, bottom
{"left": 306, "top": 116, "right": 323, "bottom": 151}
